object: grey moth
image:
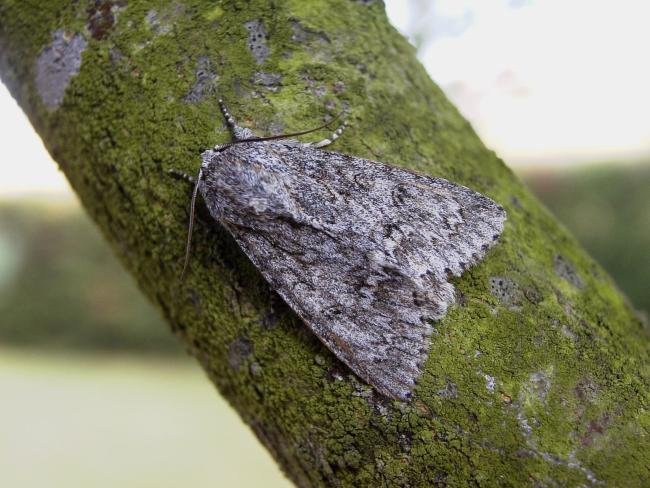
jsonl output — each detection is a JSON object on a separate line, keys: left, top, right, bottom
{"left": 178, "top": 100, "right": 506, "bottom": 400}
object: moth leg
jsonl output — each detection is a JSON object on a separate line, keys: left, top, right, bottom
{"left": 218, "top": 98, "right": 255, "bottom": 141}
{"left": 168, "top": 169, "right": 196, "bottom": 185}
{"left": 308, "top": 121, "right": 348, "bottom": 148}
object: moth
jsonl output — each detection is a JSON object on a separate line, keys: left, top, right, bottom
{"left": 177, "top": 100, "right": 506, "bottom": 400}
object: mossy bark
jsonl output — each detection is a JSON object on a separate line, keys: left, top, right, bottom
{"left": 1, "top": 1, "right": 648, "bottom": 486}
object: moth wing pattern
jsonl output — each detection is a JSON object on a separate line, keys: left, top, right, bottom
{"left": 200, "top": 141, "right": 506, "bottom": 400}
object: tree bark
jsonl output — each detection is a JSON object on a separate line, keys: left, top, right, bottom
{"left": 1, "top": 1, "right": 647, "bottom": 486}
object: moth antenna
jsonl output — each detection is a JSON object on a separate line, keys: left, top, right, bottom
{"left": 218, "top": 112, "right": 345, "bottom": 149}
{"left": 180, "top": 168, "right": 203, "bottom": 281}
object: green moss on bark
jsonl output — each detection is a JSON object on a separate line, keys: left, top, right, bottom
{"left": 1, "top": 0, "right": 648, "bottom": 486}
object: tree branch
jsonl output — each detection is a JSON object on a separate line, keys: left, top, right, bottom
{"left": 1, "top": 1, "right": 647, "bottom": 485}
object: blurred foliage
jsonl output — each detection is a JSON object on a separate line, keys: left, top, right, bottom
{"left": 0, "top": 201, "right": 181, "bottom": 354}
{"left": 524, "top": 163, "right": 649, "bottom": 315}
{"left": 0, "top": 163, "right": 647, "bottom": 353}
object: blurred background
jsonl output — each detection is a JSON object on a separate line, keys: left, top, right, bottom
{"left": 1, "top": 1, "right": 648, "bottom": 486}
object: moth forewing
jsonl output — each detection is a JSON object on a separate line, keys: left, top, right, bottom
{"left": 196, "top": 132, "right": 505, "bottom": 400}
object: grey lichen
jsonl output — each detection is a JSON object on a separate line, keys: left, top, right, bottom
{"left": 489, "top": 276, "right": 522, "bottom": 309}
{"left": 228, "top": 337, "right": 253, "bottom": 371}
{"left": 249, "top": 361, "right": 263, "bottom": 377}
{"left": 516, "top": 370, "right": 601, "bottom": 485}
{"left": 516, "top": 413, "right": 601, "bottom": 485}
{"left": 559, "top": 322, "right": 577, "bottom": 341}
{"left": 437, "top": 380, "right": 458, "bottom": 399}
{"left": 34, "top": 30, "right": 87, "bottom": 110}
{"left": 301, "top": 73, "right": 329, "bottom": 98}
{"left": 145, "top": 9, "right": 173, "bottom": 36}
{"left": 184, "top": 56, "right": 216, "bottom": 103}
{"left": 244, "top": 19, "right": 270, "bottom": 65}
{"left": 290, "top": 20, "right": 330, "bottom": 45}
{"left": 524, "top": 369, "right": 553, "bottom": 403}
{"left": 251, "top": 71, "right": 282, "bottom": 91}
{"left": 484, "top": 373, "right": 496, "bottom": 393}
{"left": 554, "top": 254, "right": 584, "bottom": 288}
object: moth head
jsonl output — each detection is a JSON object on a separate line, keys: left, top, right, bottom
{"left": 180, "top": 115, "right": 338, "bottom": 280}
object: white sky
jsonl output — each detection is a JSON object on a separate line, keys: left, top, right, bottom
{"left": 386, "top": 0, "right": 650, "bottom": 166}
{"left": 2, "top": 0, "right": 649, "bottom": 195}
{"left": 0, "top": 86, "right": 71, "bottom": 196}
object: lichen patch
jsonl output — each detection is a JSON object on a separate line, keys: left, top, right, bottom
{"left": 524, "top": 369, "right": 553, "bottom": 404}
{"left": 437, "top": 380, "right": 458, "bottom": 399}
{"left": 290, "top": 20, "right": 330, "bottom": 45}
{"left": 228, "top": 337, "right": 253, "bottom": 371}
{"left": 554, "top": 254, "right": 584, "bottom": 289}
{"left": 244, "top": 19, "right": 269, "bottom": 65}
{"left": 145, "top": 7, "right": 177, "bottom": 36}
{"left": 35, "top": 30, "right": 87, "bottom": 110}
{"left": 489, "top": 276, "right": 522, "bottom": 309}
{"left": 184, "top": 56, "right": 216, "bottom": 103}
{"left": 484, "top": 374, "right": 496, "bottom": 393}
{"left": 251, "top": 71, "right": 282, "bottom": 92}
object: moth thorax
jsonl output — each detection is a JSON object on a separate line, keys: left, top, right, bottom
{"left": 205, "top": 159, "right": 297, "bottom": 225}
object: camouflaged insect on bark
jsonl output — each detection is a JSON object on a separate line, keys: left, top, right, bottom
{"left": 194, "top": 105, "right": 506, "bottom": 400}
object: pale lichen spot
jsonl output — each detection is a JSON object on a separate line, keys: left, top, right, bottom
{"left": 560, "top": 323, "right": 577, "bottom": 341}
{"left": 249, "top": 361, "right": 263, "bottom": 377}
{"left": 228, "top": 337, "right": 253, "bottom": 371}
{"left": 35, "top": 30, "right": 87, "bottom": 110}
{"left": 184, "top": 56, "right": 216, "bottom": 103}
{"left": 145, "top": 10, "right": 169, "bottom": 35}
{"left": 437, "top": 379, "right": 458, "bottom": 399}
{"left": 516, "top": 410, "right": 534, "bottom": 438}
{"left": 291, "top": 20, "right": 330, "bottom": 45}
{"left": 484, "top": 374, "right": 496, "bottom": 393}
{"left": 244, "top": 19, "right": 269, "bottom": 65}
{"left": 489, "top": 276, "right": 522, "bottom": 310}
{"left": 251, "top": 71, "right": 282, "bottom": 92}
{"left": 144, "top": 4, "right": 182, "bottom": 36}
{"left": 554, "top": 254, "right": 584, "bottom": 288}
{"left": 523, "top": 368, "right": 553, "bottom": 404}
